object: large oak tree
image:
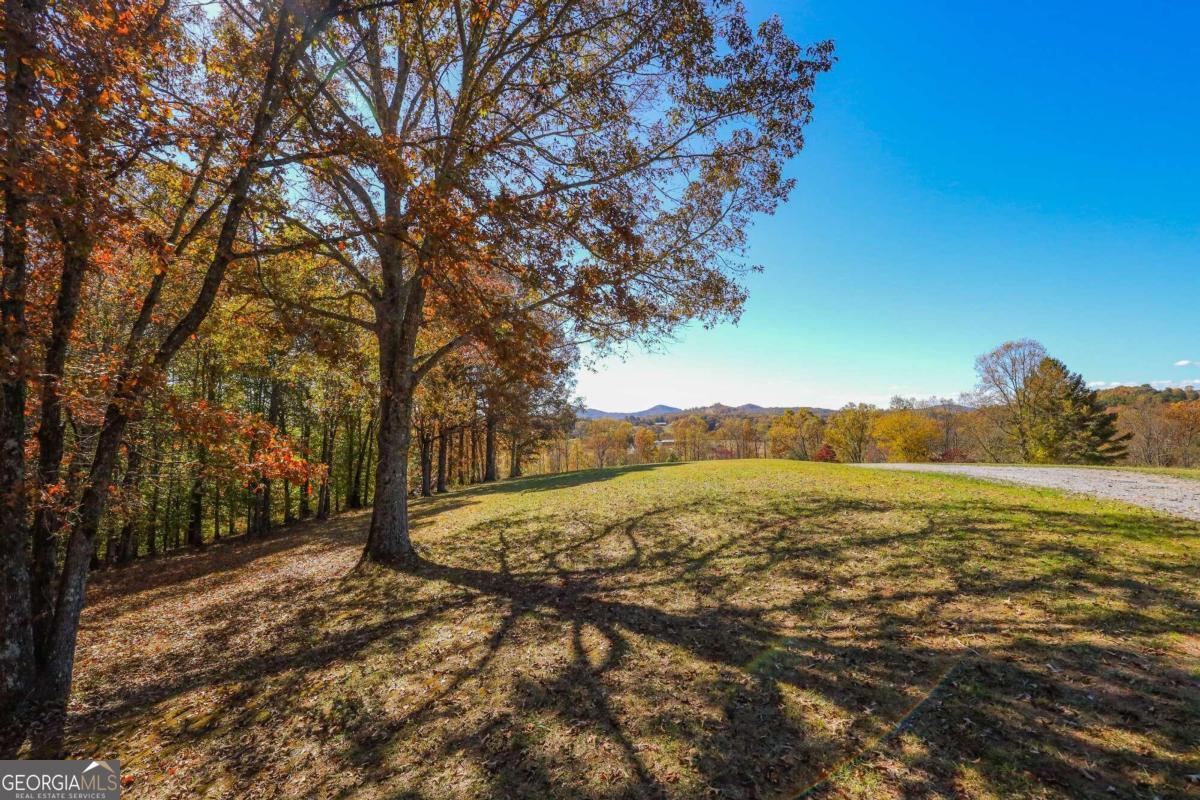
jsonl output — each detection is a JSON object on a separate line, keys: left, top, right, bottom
{"left": 259, "top": 0, "right": 833, "bottom": 563}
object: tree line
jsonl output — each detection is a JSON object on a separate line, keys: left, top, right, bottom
{"left": 569, "top": 340, "right": 1195, "bottom": 468}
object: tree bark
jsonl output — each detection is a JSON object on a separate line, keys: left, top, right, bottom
{"left": 509, "top": 433, "right": 523, "bottom": 478}
{"left": 343, "top": 410, "right": 358, "bottom": 507}
{"left": 364, "top": 383, "right": 417, "bottom": 562}
{"left": 418, "top": 427, "right": 433, "bottom": 497}
{"left": 317, "top": 417, "right": 336, "bottom": 520}
{"left": 299, "top": 412, "right": 312, "bottom": 518}
{"left": 362, "top": 255, "right": 424, "bottom": 565}
{"left": 250, "top": 379, "right": 281, "bottom": 538}
{"left": 0, "top": 0, "right": 45, "bottom": 741}
{"left": 483, "top": 410, "right": 498, "bottom": 482}
{"left": 436, "top": 426, "right": 449, "bottom": 492}
{"left": 348, "top": 411, "right": 374, "bottom": 508}
{"left": 116, "top": 443, "right": 143, "bottom": 564}
{"left": 186, "top": 475, "right": 205, "bottom": 549}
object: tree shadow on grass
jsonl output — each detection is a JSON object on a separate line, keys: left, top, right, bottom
{"left": 449, "top": 462, "right": 688, "bottom": 499}
{"left": 65, "top": 467, "right": 1200, "bottom": 799}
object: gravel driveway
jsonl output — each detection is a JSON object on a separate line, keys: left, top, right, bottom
{"left": 855, "top": 464, "right": 1200, "bottom": 521}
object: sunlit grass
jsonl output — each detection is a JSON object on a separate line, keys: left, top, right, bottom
{"left": 71, "top": 460, "right": 1200, "bottom": 798}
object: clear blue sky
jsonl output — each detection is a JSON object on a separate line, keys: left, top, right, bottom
{"left": 575, "top": 1, "right": 1200, "bottom": 412}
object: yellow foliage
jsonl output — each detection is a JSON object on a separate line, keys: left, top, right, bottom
{"left": 873, "top": 410, "right": 941, "bottom": 462}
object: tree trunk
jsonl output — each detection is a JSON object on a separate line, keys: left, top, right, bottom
{"left": 299, "top": 413, "right": 312, "bottom": 518}
{"left": 344, "top": 410, "right": 359, "bottom": 507}
{"left": 281, "top": 409, "right": 294, "bottom": 524}
{"left": 362, "top": 263, "right": 424, "bottom": 565}
{"left": 0, "top": 0, "right": 43, "bottom": 740}
{"left": 419, "top": 428, "right": 433, "bottom": 497}
{"left": 364, "top": 385, "right": 417, "bottom": 563}
{"left": 509, "top": 433, "right": 523, "bottom": 478}
{"left": 146, "top": 467, "right": 159, "bottom": 558}
{"left": 361, "top": 420, "right": 375, "bottom": 505}
{"left": 212, "top": 485, "right": 222, "bottom": 542}
{"left": 317, "top": 419, "right": 334, "bottom": 520}
{"left": 348, "top": 411, "right": 374, "bottom": 508}
{"left": 469, "top": 423, "right": 479, "bottom": 483}
{"left": 251, "top": 380, "right": 281, "bottom": 537}
{"left": 117, "top": 443, "right": 143, "bottom": 564}
{"left": 186, "top": 476, "right": 205, "bottom": 549}
{"left": 483, "top": 410, "right": 498, "bottom": 482}
{"left": 455, "top": 427, "right": 465, "bottom": 487}
{"left": 38, "top": 397, "right": 129, "bottom": 732}
{"left": 436, "top": 426, "right": 449, "bottom": 493}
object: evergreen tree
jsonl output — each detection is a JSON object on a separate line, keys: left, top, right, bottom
{"left": 1024, "top": 358, "right": 1131, "bottom": 464}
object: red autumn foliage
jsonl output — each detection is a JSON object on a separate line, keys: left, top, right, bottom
{"left": 812, "top": 444, "right": 838, "bottom": 463}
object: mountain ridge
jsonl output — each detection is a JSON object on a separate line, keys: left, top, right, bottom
{"left": 579, "top": 402, "right": 837, "bottom": 420}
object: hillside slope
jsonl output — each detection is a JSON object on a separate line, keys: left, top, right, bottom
{"left": 72, "top": 461, "right": 1199, "bottom": 799}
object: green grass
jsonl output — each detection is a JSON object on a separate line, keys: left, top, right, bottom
{"left": 1006, "top": 462, "right": 1200, "bottom": 482}
{"left": 940, "top": 461, "right": 1200, "bottom": 482}
{"left": 71, "top": 460, "right": 1200, "bottom": 799}
{"left": 1110, "top": 465, "right": 1200, "bottom": 481}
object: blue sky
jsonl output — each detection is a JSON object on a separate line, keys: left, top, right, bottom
{"left": 575, "top": 1, "right": 1200, "bottom": 411}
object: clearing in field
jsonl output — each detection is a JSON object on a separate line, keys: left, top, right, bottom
{"left": 71, "top": 461, "right": 1199, "bottom": 799}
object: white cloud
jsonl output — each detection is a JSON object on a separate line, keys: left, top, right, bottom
{"left": 1176, "top": 359, "right": 1195, "bottom": 367}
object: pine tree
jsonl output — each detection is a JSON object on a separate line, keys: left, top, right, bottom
{"left": 1024, "top": 358, "right": 1131, "bottom": 464}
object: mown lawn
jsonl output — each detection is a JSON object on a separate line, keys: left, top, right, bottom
{"left": 71, "top": 461, "right": 1200, "bottom": 799}
{"left": 1113, "top": 465, "right": 1200, "bottom": 482}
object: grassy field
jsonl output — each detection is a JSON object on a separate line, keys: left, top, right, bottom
{"left": 1110, "top": 465, "right": 1200, "bottom": 482}
{"left": 70, "top": 461, "right": 1199, "bottom": 799}
{"left": 1013, "top": 463, "right": 1200, "bottom": 482}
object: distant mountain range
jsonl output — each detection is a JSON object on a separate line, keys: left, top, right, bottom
{"left": 579, "top": 403, "right": 836, "bottom": 420}
{"left": 580, "top": 404, "right": 682, "bottom": 420}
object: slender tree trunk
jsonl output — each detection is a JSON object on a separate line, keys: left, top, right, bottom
{"left": 344, "top": 410, "right": 359, "bottom": 507}
{"left": 251, "top": 380, "right": 281, "bottom": 537}
{"left": 436, "top": 426, "right": 449, "bottom": 492}
{"left": 299, "top": 413, "right": 312, "bottom": 518}
{"left": 455, "top": 427, "right": 465, "bottom": 487}
{"left": 37, "top": 397, "right": 129, "bottom": 733}
{"left": 419, "top": 428, "right": 433, "bottom": 497}
{"left": 281, "top": 408, "right": 294, "bottom": 524}
{"left": 28, "top": 239, "right": 89, "bottom": 671}
{"left": 318, "top": 416, "right": 337, "bottom": 519}
{"left": 212, "top": 485, "right": 222, "bottom": 542}
{"left": 146, "top": 466, "right": 159, "bottom": 558}
{"left": 117, "top": 443, "right": 143, "bottom": 564}
{"left": 186, "top": 475, "right": 205, "bottom": 549}
{"left": 469, "top": 423, "right": 479, "bottom": 483}
{"left": 483, "top": 410, "right": 498, "bottom": 482}
{"left": 362, "top": 420, "right": 375, "bottom": 505}
{"left": 509, "top": 433, "right": 523, "bottom": 478}
{"left": 348, "top": 411, "right": 374, "bottom": 508}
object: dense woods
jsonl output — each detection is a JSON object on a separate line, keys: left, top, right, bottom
{"left": 0, "top": 0, "right": 834, "bottom": 753}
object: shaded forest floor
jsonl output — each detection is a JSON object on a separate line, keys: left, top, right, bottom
{"left": 69, "top": 461, "right": 1200, "bottom": 799}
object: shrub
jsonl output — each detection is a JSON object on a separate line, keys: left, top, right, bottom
{"left": 812, "top": 443, "right": 837, "bottom": 462}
